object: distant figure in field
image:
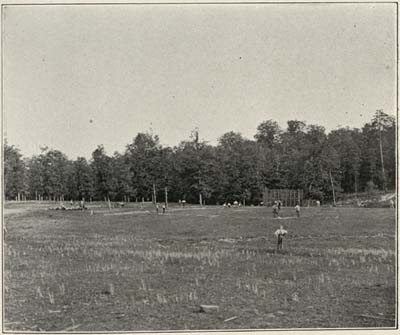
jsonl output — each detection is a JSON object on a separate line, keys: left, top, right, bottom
{"left": 295, "top": 203, "right": 301, "bottom": 217}
{"left": 390, "top": 199, "right": 395, "bottom": 208}
{"left": 182, "top": 200, "right": 186, "bottom": 207}
{"left": 162, "top": 204, "right": 166, "bottom": 214}
{"left": 233, "top": 200, "right": 238, "bottom": 207}
{"left": 260, "top": 201, "right": 264, "bottom": 206}
{"left": 272, "top": 203, "right": 279, "bottom": 218}
{"left": 70, "top": 200, "right": 73, "bottom": 206}
{"left": 80, "top": 199, "right": 86, "bottom": 210}
{"left": 179, "top": 199, "right": 182, "bottom": 206}
{"left": 156, "top": 203, "right": 159, "bottom": 214}
{"left": 223, "top": 203, "right": 227, "bottom": 208}
{"left": 277, "top": 200, "right": 281, "bottom": 211}
{"left": 316, "top": 200, "right": 320, "bottom": 207}
{"left": 227, "top": 203, "right": 231, "bottom": 208}
{"left": 274, "top": 225, "right": 288, "bottom": 251}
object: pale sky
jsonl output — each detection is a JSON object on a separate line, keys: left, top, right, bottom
{"left": 3, "top": 3, "right": 397, "bottom": 159}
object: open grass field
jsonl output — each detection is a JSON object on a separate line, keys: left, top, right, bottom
{"left": 3, "top": 202, "right": 396, "bottom": 331}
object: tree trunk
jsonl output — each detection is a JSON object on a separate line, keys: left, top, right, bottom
{"left": 377, "top": 110, "right": 387, "bottom": 192}
{"left": 354, "top": 173, "right": 358, "bottom": 198}
{"left": 153, "top": 184, "right": 157, "bottom": 205}
{"left": 329, "top": 170, "right": 337, "bottom": 207}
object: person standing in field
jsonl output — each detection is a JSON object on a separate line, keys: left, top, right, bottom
{"left": 274, "top": 225, "right": 288, "bottom": 251}
{"left": 156, "top": 203, "right": 159, "bottom": 214}
{"left": 162, "top": 204, "right": 166, "bottom": 214}
{"left": 272, "top": 203, "right": 279, "bottom": 218}
{"left": 295, "top": 203, "right": 301, "bottom": 217}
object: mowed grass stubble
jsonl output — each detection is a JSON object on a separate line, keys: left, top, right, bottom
{"left": 3, "top": 203, "right": 396, "bottom": 331}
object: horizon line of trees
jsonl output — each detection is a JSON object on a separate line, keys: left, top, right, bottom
{"left": 4, "top": 111, "right": 396, "bottom": 205}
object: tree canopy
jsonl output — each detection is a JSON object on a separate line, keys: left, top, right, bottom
{"left": 4, "top": 113, "right": 396, "bottom": 203}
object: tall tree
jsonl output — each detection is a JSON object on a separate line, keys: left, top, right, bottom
{"left": 174, "top": 129, "right": 217, "bottom": 204}
{"left": 280, "top": 120, "right": 308, "bottom": 190}
{"left": 328, "top": 127, "right": 361, "bottom": 193}
{"left": 217, "top": 132, "right": 261, "bottom": 204}
{"left": 73, "top": 157, "right": 94, "bottom": 201}
{"left": 359, "top": 111, "right": 395, "bottom": 191}
{"left": 26, "top": 147, "right": 70, "bottom": 201}
{"left": 4, "top": 142, "right": 27, "bottom": 200}
{"left": 111, "top": 152, "right": 134, "bottom": 202}
{"left": 255, "top": 120, "right": 283, "bottom": 189}
{"left": 125, "top": 132, "right": 162, "bottom": 202}
{"left": 91, "top": 145, "right": 114, "bottom": 201}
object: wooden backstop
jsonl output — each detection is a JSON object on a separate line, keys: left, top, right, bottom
{"left": 262, "top": 188, "right": 304, "bottom": 207}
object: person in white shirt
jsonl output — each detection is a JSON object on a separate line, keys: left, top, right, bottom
{"left": 274, "top": 225, "right": 288, "bottom": 251}
{"left": 295, "top": 203, "right": 301, "bottom": 217}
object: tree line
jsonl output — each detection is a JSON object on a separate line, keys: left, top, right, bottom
{"left": 4, "top": 111, "right": 396, "bottom": 205}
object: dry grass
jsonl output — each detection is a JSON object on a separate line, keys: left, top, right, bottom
{"left": 3, "top": 203, "right": 396, "bottom": 331}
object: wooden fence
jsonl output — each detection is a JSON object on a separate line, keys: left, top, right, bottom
{"left": 262, "top": 188, "right": 304, "bottom": 207}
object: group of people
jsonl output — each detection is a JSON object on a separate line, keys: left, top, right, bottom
{"left": 271, "top": 200, "right": 302, "bottom": 252}
{"left": 155, "top": 203, "right": 167, "bottom": 214}
{"left": 51, "top": 199, "right": 87, "bottom": 211}
{"left": 272, "top": 200, "right": 301, "bottom": 218}
{"left": 223, "top": 201, "right": 241, "bottom": 208}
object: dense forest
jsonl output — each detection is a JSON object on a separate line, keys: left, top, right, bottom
{"left": 4, "top": 111, "right": 396, "bottom": 205}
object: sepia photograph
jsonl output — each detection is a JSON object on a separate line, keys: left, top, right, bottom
{"left": 2, "top": 2, "right": 397, "bottom": 332}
